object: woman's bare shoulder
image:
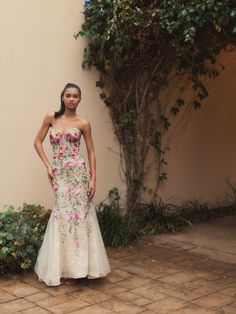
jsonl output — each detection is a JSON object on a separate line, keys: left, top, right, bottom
{"left": 45, "top": 111, "right": 55, "bottom": 125}
{"left": 78, "top": 117, "right": 90, "bottom": 127}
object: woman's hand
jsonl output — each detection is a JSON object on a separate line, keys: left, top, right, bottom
{"left": 88, "top": 180, "right": 96, "bottom": 200}
{"left": 47, "top": 166, "right": 53, "bottom": 187}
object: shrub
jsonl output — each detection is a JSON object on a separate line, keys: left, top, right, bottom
{"left": 96, "top": 188, "right": 139, "bottom": 247}
{"left": 136, "top": 201, "right": 192, "bottom": 235}
{"left": 0, "top": 204, "right": 51, "bottom": 275}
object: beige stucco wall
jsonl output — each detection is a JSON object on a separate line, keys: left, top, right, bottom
{"left": 0, "top": 0, "right": 125, "bottom": 209}
{"left": 0, "top": 1, "right": 236, "bottom": 209}
{"left": 158, "top": 50, "right": 236, "bottom": 205}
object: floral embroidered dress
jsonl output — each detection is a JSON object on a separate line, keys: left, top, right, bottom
{"left": 34, "top": 128, "right": 111, "bottom": 286}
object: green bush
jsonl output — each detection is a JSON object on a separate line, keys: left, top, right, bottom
{"left": 97, "top": 188, "right": 236, "bottom": 246}
{"left": 135, "top": 201, "right": 192, "bottom": 235}
{"left": 96, "top": 188, "right": 139, "bottom": 247}
{"left": 0, "top": 204, "right": 51, "bottom": 275}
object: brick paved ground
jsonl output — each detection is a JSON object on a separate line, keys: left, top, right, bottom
{"left": 0, "top": 215, "right": 236, "bottom": 314}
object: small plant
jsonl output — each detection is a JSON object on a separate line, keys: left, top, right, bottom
{"left": 96, "top": 188, "right": 139, "bottom": 247}
{"left": 0, "top": 203, "right": 51, "bottom": 275}
{"left": 136, "top": 200, "right": 192, "bottom": 235}
{"left": 179, "top": 200, "right": 211, "bottom": 222}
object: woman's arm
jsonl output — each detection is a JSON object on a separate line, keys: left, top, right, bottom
{"left": 82, "top": 120, "right": 96, "bottom": 200}
{"left": 34, "top": 112, "right": 53, "bottom": 185}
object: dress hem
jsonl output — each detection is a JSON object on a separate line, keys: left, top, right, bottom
{"left": 35, "top": 270, "right": 111, "bottom": 286}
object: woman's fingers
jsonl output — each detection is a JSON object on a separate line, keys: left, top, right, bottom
{"left": 88, "top": 186, "right": 95, "bottom": 200}
{"left": 48, "top": 174, "right": 53, "bottom": 187}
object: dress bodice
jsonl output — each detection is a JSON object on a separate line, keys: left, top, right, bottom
{"left": 49, "top": 128, "right": 82, "bottom": 158}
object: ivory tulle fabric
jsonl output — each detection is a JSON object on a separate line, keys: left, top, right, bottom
{"left": 34, "top": 128, "right": 111, "bottom": 286}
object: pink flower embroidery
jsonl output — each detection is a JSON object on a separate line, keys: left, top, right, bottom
{"left": 75, "top": 239, "right": 80, "bottom": 247}
{"left": 78, "top": 160, "right": 86, "bottom": 168}
{"left": 50, "top": 133, "right": 61, "bottom": 145}
{"left": 68, "top": 212, "right": 80, "bottom": 222}
{"left": 66, "top": 186, "right": 74, "bottom": 194}
{"left": 52, "top": 167, "right": 59, "bottom": 175}
{"left": 53, "top": 186, "right": 58, "bottom": 193}
{"left": 75, "top": 187, "right": 82, "bottom": 196}
{"left": 53, "top": 211, "right": 61, "bottom": 220}
{"left": 64, "top": 160, "right": 75, "bottom": 168}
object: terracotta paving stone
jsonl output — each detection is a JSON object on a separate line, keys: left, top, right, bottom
{"left": 228, "top": 281, "right": 236, "bottom": 287}
{"left": 129, "top": 286, "right": 167, "bottom": 301}
{"left": 180, "top": 280, "right": 205, "bottom": 291}
{"left": 116, "top": 276, "right": 151, "bottom": 289}
{"left": 21, "top": 307, "right": 51, "bottom": 314}
{"left": 25, "top": 291, "right": 52, "bottom": 302}
{"left": 192, "top": 270, "right": 222, "bottom": 281}
{"left": 228, "top": 301, "right": 236, "bottom": 308}
{"left": 1, "top": 281, "right": 40, "bottom": 297}
{"left": 149, "top": 283, "right": 202, "bottom": 301}
{"left": 0, "top": 298, "right": 35, "bottom": 313}
{"left": 0, "top": 288, "right": 16, "bottom": 303}
{"left": 110, "top": 268, "right": 132, "bottom": 279}
{"left": 20, "top": 273, "right": 39, "bottom": 285}
{"left": 193, "top": 285, "right": 223, "bottom": 295}
{"left": 217, "top": 305, "right": 236, "bottom": 314}
{"left": 43, "top": 283, "right": 81, "bottom": 296}
{"left": 71, "top": 287, "right": 112, "bottom": 304}
{"left": 158, "top": 271, "right": 201, "bottom": 285}
{"left": 191, "top": 292, "right": 235, "bottom": 309}
{"left": 115, "top": 290, "right": 140, "bottom": 301}
{"left": 137, "top": 311, "right": 156, "bottom": 314}
{"left": 108, "top": 251, "right": 128, "bottom": 259}
{"left": 99, "top": 298, "right": 144, "bottom": 313}
{"left": 120, "top": 264, "right": 155, "bottom": 278}
{"left": 173, "top": 303, "right": 216, "bottom": 313}
{"left": 0, "top": 277, "right": 23, "bottom": 288}
{"left": 69, "top": 304, "right": 115, "bottom": 313}
{"left": 220, "top": 286, "right": 236, "bottom": 297}
{"left": 105, "top": 273, "right": 124, "bottom": 283}
{"left": 102, "top": 286, "right": 128, "bottom": 296}
{"left": 31, "top": 281, "right": 49, "bottom": 290}
{"left": 190, "top": 278, "right": 223, "bottom": 289}
{"left": 47, "top": 298, "right": 89, "bottom": 314}
{"left": 158, "top": 267, "right": 182, "bottom": 276}
{"left": 144, "top": 296, "right": 189, "bottom": 313}
{"left": 36, "top": 294, "right": 75, "bottom": 308}
{"left": 213, "top": 276, "right": 236, "bottom": 287}
{"left": 132, "top": 297, "right": 154, "bottom": 306}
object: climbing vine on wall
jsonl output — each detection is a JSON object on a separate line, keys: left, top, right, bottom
{"left": 76, "top": 0, "right": 236, "bottom": 212}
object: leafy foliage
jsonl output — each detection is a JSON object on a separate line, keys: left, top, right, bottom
{"left": 96, "top": 188, "right": 236, "bottom": 246}
{"left": 96, "top": 188, "right": 139, "bottom": 246}
{"left": 0, "top": 204, "right": 51, "bottom": 275}
{"left": 77, "top": 0, "right": 236, "bottom": 211}
{"left": 137, "top": 201, "right": 192, "bottom": 235}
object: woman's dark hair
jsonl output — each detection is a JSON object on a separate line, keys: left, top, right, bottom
{"left": 54, "top": 83, "right": 81, "bottom": 118}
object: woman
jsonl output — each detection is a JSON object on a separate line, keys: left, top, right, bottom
{"left": 33, "top": 83, "right": 111, "bottom": 286}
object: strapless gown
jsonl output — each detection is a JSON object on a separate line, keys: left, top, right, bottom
{"left": 34, "top": 128, "right": 111, "bottom": 286}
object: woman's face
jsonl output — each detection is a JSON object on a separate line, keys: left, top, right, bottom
{"left": 62, "top": 87, "right": 81, "bottom": 110}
